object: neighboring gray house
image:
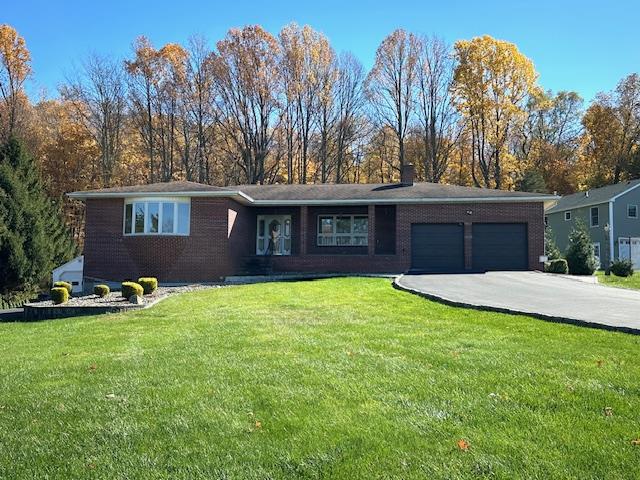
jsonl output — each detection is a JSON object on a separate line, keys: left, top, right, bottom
{"left": 545, "top": 179, "right": 640, "bottom": 268}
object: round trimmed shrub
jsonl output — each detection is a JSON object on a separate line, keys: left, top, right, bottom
{"left": 610, "top": 258, "right": 634, "bottom": 277}
{"left": 121, "top": 281, "right": 144, "bottom": 298}
{"left": 137, "top": 277, "right": 158, "bottom": 295}
{"left": 50, "top": 287, "right": 69, "bottom": 304}
{"left": 53, "top": 281, "right": 73, "bottom": 294}
{"left": 546, "top": 258, "right": 569, "bottom": 274}
{"left": 94, "top": 284, "right": 110, "bottom": 297}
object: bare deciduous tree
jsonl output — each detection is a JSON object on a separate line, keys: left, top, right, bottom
{"left": 365, "top": 29, "right": 420, "bottom": 171}
{"left": 60, "top": 55, "right": 126, "bottom": 186}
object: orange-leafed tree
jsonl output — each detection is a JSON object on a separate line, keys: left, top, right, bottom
{"left": 0, "top": 24, "right": 31, "bottom": 140}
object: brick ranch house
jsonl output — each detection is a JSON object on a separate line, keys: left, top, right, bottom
{"left": 68, "top": 166, "right": 557, "bottom": 288}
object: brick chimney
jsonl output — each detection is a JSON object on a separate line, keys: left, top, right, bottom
{"left": 401, "top": 163, "right": 415, "bottom": 185}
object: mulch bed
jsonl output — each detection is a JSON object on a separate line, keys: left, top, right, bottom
{"left": 26, "top": 285, "right": 220, "bottom": 308}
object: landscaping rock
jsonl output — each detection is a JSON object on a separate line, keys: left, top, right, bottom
{"left": 129, "top": 295, "right": 143, "bottom": 305}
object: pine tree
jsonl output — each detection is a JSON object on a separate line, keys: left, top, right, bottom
{"left": 565, "top": 220, "right": 598, "bottom": 275}
{"left": 0, "top": 137, "right": 76, "bottom": 306}
{"left": 516, "top": 169, "right": 547, "bottom": 193}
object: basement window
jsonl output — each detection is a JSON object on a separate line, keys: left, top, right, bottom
{"left": 124, "top": 198, "right": 190, "bottom": 236}
{"left": 564, "top": 211, "right": 571, "bottom": 221}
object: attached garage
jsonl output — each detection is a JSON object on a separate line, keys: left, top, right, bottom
{"left": 472, "top": 223, "right": 528, "bottom": 271}
{"left": 411, "top": 223, "right": 464, "bottom": 272}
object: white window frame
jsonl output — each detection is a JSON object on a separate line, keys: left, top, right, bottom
{"left": 628, "top": 204, "right": 638, "bottom": 218}
{"left": 564, "top": 211, "right": 571, "bottom": 221}
{"left": 317, "top": 214, "right": 368, "bottom": 247}
{"left": 590, "top": 207, "right": 599, "bottom": 228}
{"left": 123, "top": 197, "right": 191, "bottom": 236}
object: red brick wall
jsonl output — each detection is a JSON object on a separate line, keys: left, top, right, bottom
{"left": 84, "top": 197, "right": 234, "bottom": 283}
{"left": 83, "top": 198, "right": 545, "bottom": 282}
{"left": 265, "top": 202, "right": 544, "bottom": 273}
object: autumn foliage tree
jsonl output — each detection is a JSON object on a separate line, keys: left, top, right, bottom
{"left": 453, "top": 35, "right": 539, "bottom": 189}
{"left": 0, "top": 25, "right": 31, "bottom": 141}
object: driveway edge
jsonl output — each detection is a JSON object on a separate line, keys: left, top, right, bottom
{"left": 393, "top": 274, "right": 640, "bottom": 336}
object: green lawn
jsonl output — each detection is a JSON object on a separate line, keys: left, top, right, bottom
{"left": 597, "top": 270, "right": 640, "bottom": 290}
{"left": 1, "top": 278, "right": 639, "bottom": 479}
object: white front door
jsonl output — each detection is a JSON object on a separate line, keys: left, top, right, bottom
{"left": 256, "top": 215, "right": 292, "bottom": 255}
{"left": 618, "top": 237, "right": 640, "bottom": 268}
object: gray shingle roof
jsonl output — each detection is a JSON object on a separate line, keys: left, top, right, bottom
{"left": 73, "top": 180, "right": 229, "bottom": 195}
{"left": 69, "top": 180, "right": 556, "bottom": 204}
{"left": 234, "top": 182, "right": 552, "bottom": 201}
{"left": 546, "top": 179, "right": 640, "bottom": 213}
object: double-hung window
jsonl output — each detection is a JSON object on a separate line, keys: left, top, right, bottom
{"left": 564, "top": 211, "right": 571, "bottom": 221}
{"left": 317, "top": 215, "right": 368, "bottom": 246}
{"left": 628, "top": 204, "right": 638, "bottom": 218}
{"left": 124, "top": 198, "right": 190, "bottom": 235}
{"left": 590, "top": 207, "right": 599, "bottom": 227}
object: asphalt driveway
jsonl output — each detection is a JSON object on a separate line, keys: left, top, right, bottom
{"left": 396, "top": 271, "right": 640, "bottom": 333}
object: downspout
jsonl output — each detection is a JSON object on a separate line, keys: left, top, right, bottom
{"left": 609, "top": 200, "right": 615, "bottom": 264}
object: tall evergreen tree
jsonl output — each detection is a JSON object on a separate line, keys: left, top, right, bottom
{"left": 0, "top": 137, "right": 76, "bottom": 305}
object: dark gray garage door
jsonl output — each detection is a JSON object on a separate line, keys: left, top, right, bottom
{"left": 411, "top": 223, "right": 464, "bottom": 272}
{"left": 472, "top": 223, "right": 528, "bottom": 271}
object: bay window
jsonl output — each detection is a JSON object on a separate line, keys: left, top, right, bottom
{"left": 124, "top": 198, "right": 190, "bottom": 236}
{"left": 317, "top": 215, "right": 368, "bottom": 246}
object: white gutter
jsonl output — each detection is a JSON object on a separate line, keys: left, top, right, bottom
{"left": 609, "top": 200, "right": 615, "bottom": 262}
{"left": 68, "top": 190, "right": 255, "bottom": 203}
{"left": 248, "top": 196, "right": 557, "bottom": 205}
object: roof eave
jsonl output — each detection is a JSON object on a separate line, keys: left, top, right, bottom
{"left": 250, "top": 196, "right": 558, "bottom": 206}
{"left": 67, "top": 190, "right": 254, "bottom": 203}
{"left": 67, "top": 190, "right": 557, "bottom": 205}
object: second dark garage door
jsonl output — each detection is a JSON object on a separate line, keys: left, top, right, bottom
{"left": 411, "top": 223, "right": 464, "bottom": 272}
{"left": 472, "top": 223, "right": 528, "bottom": 271}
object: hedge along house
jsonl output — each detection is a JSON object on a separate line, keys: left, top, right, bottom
{"left": 68, "top": 166, "right": 556, "bottom": 289}
{"left": 545, "top": 179, "right": 640, "bottom": 268}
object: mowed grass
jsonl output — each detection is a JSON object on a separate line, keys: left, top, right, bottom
{"left": 597, "top": 270, "right": 640, "bottom": 290}
{"left": 1, "top": 278, "right": 639, "bottom": 479}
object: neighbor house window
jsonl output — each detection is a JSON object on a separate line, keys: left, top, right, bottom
{"left": 592, "top": 242, "right": 601, "bottom": 268}
{"left": 317, "top": 215, "right": 368, "bottom": 246}
{"left": 628, "top": 204, "right": 638, "bottom": 218}
{"left": 564, "top": 211, "right": 571, "bottom": 221}
{"left": 590, "top": 207, "right": 599, "bottom": 227}
{"left": 123, "top": 198, "right": 190, "bottom": 236}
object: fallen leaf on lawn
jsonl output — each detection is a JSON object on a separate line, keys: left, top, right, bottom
{"left": 603, "top": 407, "right": 613, "bottom": 417}
{"left": 105, "top": 393, "right": 117, "bottom": 400}
{"left": 631, "top": 439, "right": 640, "bottom": 446}
{"left": 596, "top": 359, "right": 604, "bottom": 367}
{"left": 457, "top": 439, "right": 470, "bottom": 451}
{"left": 255, "top": 420, "right": 262, "bottom": 429}
{"left": 347, "top": 351, "right": 353, "bottom": 356}
{"left": 451, "top": 351, "right": 460, "bottom": 358}
{"left": 88, "top": 364, "right": 97, "bottom": 372}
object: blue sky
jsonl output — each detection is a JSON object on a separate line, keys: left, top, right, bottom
{"left": 5, "top": 0, "right": 639, "bottom": 103}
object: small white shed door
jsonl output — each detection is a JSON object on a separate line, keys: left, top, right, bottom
{"left": 618, "top": 238, "right": 640, "bottom": 268}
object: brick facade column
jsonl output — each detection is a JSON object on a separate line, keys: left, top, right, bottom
{"left": 464, "top": 222, "right": 473, "bottom": 270}
{"left": 300, "top": 206, "right": 308, "bottom": 255}
{"left": 368, "top": 204, "right": 375, "bottom": 256}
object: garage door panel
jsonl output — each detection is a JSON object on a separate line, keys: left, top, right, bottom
{"left": 411, "top": 224, "right": 464, "bottom": 272}
{"left": 472, "top": 223, "right": 527, "bottom": 271}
